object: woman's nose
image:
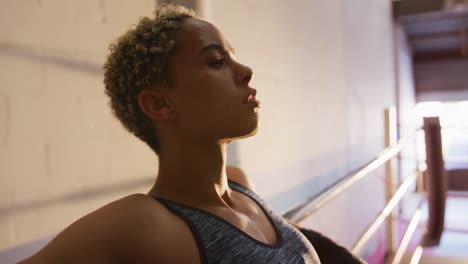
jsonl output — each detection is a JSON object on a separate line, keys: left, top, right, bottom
{"left": 236, "top": 63, "right": 253, "bottom": 86}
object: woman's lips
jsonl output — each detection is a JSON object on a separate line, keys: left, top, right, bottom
{"left": 246, "top": 95, "right": 261, "bottom": 108}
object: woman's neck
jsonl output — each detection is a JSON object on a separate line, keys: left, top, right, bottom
{"left": 149, "top": 140, "right": 235, "bottom": 208}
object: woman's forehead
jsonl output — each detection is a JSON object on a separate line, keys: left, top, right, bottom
{"left": 177, "top": 18, "right": 231, "bottom": 53}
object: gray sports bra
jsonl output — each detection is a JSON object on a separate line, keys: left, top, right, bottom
{"left": 155, "top": 180, "right": 321, "bottom": 264}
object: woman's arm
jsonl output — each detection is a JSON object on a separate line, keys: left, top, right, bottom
{"left": 285, "top": 219, "right": 367, "bottom": 264}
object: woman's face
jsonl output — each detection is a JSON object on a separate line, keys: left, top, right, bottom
{"left": 168, "top": 18, "right": 260, "bottom": 143}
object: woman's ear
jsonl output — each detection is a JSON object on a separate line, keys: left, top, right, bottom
{"left": 138, "top": 89, "right": 176, "bottom": 121}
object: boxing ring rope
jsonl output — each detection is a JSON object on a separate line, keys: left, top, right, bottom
{"left": 283, "top": 107, "right": 438, "bottom": 264}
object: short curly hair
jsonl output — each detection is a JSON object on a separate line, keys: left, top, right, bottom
{"left": 103, "top": 4, "right": 195, "bottom": 154}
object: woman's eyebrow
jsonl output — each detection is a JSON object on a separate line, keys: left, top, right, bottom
{"left": 200, "top": 43, "right": 225, "bottom": 54}
{"left": 227, "top": 42, "right": 236, "bottom": 54}
{"left": 200, "top": 43, "right": 236, "bottom": 55}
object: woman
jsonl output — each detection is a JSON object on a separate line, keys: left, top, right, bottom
{"left": 20, "top": 4, "right": 362, "bottom": 264}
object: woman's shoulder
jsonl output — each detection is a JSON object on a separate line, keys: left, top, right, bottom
{"left": 19, "top": 194, "right": 180, "bottom": 264}
{"left": 226, "top": 166, "right": 256, "bottom": 191}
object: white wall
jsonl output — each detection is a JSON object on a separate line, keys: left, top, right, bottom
{"left": 0, "top": 0, "right": 405, "bottom": 257}
{"left": 394, "top": 23, "right": 417, "bottom": 183}
{"left": 395, "top": 24, "right": 417, "bottom": 132}
{"left": 393, "top": 22, "right": 419, "bottom": 236}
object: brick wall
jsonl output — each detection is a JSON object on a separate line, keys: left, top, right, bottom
{"left": 0, "top": 0, "right": 157, "bottom": 249}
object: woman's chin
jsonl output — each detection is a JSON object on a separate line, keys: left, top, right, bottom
{"left": 246, "top": 115, "right": 260, "bottom": 135}
{"left": 220, "top": 113, "right": 260, "bottom": 141}
{"left": 229, "top": 124, "right": 259, "bottom": 141}
{"left": 244, "top": 127, "right": 259, "bottom": 139}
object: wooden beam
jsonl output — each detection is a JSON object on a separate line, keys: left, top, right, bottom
{"left": 409, "top": 31, "right": 467, "bottom": 42}
{"left": 414, "top": 58, "right": 468, "bottom": 92}
{"left": 459, "top": 16, "right": 468, "bottom": 57}
{"left": 398, "top": 8, "right": 468, "bottom": 24}
{"left": 393, "top": 0, "right": 444, "bottom": 17}
{"left": 413, "top": 50, "right": 464, "bottom": 61}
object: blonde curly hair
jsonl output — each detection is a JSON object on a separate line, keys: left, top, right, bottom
{"left": 103, "top": 4, "right": 195, "bottom": 154}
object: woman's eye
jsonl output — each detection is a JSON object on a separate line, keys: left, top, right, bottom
{"left": 210, "top": 58, "right": 225, "bottom": 68}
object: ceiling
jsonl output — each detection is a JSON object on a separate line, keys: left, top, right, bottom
{"left": 394, "top": 0, "right": 468, "bottom": 62}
